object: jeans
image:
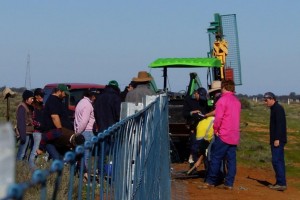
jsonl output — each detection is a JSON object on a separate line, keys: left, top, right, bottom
{"left": 82, "top": 131, "right": 94, "bottom": 172}
{"left": 97, "top": 138, "right": 113, "bottom": 175}
{"left": 271, "top": 143, "right": 286, "bottom": 186}
{"left": 191, "top": 139, "right": 210, "bottom": 162}
{"left": 45, "top": 144, "right": 62, "bottom": 160}
{"left": 16, "top": 135, "right": 32, "bottom": 161}
{"left": 28, "top": 132, "right": 42, "bottom": 169}
{"left": 206, "top": 136, "right": 237, "bottom": 187}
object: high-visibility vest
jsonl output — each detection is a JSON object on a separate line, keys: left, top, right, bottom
{"left": 196, "top": 116, "right": 214, "bottom": 141}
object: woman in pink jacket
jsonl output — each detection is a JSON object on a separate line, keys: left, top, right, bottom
{"left": 74, "top": 89, "right": 97, "bottom": 174}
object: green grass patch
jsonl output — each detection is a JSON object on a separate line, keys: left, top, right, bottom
{"left": 239, "top": 102, "right": 300, "bottom": 180}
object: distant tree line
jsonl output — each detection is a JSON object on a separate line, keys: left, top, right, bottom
{"left": 237, "top": 92, "right": 300, "bottom": 102}
{"left": 1, "top": 86, "right": 299, "bottom": 101}
{"left": 1, "top": 86, "right": 27, "bottom": 94}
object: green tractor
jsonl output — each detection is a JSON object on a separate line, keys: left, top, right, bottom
{"left": 148, "top": 13, "right": 242, "bottom": 163}
{"left": 148, "top": 57, "right": 222, "bottom": 162}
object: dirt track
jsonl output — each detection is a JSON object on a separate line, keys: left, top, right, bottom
{"left": 171, "top": 163, "right": 300, "bottom": 200}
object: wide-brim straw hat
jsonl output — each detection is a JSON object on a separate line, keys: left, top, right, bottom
{"left": 208, "top": 80, "right": 221, "bottom": 93}
{"left": 132, "top": 71, "right": 152, "bottom": 82}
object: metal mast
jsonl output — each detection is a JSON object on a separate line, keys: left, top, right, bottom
{"left": 207, "top": 13, "right": 242, "bottom": 85}
{"left": 25, "top": 53, "right": 31, "bottom": 89}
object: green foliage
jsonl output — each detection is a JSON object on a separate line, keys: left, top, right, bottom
{"left": 239, "top": 98, "right": 251, "bottom": 109}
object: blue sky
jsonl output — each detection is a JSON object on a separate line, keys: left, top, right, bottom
{"left": 0, "top": 0, "right": 299, "bottom": 95}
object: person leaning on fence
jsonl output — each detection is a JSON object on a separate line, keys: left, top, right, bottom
{"left": 263, "top": 92, "right": 287, "bottom": 191}
{"left": 16, "top": 90, "right": 34, "bottom": 161}
{"left": 40, "top": 84, "right": 83, "bottom": 159}
{"left": 125, "top": 71, "right": 156, "bottom": 104}
{"left": 28, "top": 88, "right": 45, "bottom": 170}
{"left": 182, "top": 87, "right": 210, "bottom": 172}
{"left": 200, "top": 80, "right": 241, "bottom": 190}
{"left": 74, "top": 89, "right": 98, "bottom": 175}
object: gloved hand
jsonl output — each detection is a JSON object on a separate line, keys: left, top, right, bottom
{"left": 197, "top": 113, "right": 206, "bottom": 121}
{"left": 192, "top": 113, "right": 205, "bottom": 121}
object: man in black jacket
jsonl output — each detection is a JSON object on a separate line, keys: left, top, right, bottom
{"left": 264, "top": 92, "right": 287, "bottom": 191}
{"left": 93, "top": 80, "right": 121, "bottom": 175}
{"left": 182, "top": 87, "right": 210, "bottom": 170}
{"left": 94, "top": 80, "right": 121, "bottom": 133}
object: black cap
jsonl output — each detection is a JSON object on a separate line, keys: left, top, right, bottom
{"left": 34, "top": 88, "right": 45, "bottom": 97}
{"left": 263, "top": 92, "right": 276, "bottom": 100}
{"left": 195, "top": 87, "right": 207, "bottom": 101}
{"left": 22, "top": 90, "right": 34, "bottom": 101}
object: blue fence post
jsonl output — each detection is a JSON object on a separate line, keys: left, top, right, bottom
{"left": 5, "top": 183, "right": 24, "bottom": 200}
{"left": 31, "top": 170, "right": 47, "bottom": 199}
{"left": 90, "top": 136, "right": 99, "bottom": 200}
{"left": 50, "top": 160, "right": 64, "bottom": 200}
{"left": 75, "top": 145, "right": 85, "bottom": 200}
{"left": 64, "top": 151, "right": 76, "bottom": 200}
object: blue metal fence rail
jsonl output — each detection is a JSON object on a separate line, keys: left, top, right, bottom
{"left": 2, "top": 94, "right": 170, "bottom": 200}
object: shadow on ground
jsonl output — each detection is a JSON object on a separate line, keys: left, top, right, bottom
{"left": 247, "top": 176, "right": 272, "bottom": 187}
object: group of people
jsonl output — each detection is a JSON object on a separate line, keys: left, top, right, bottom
{"left": 16, "top": 84, "right": 85, "bottom": 171}
{"left": 183, "top": 79, "right": 287, "bottom": 191}
{"left": 15, "top": 71, "right": 156, "bottom": 172}
{"left": 15, "top": 71, "right": 287, "bottom": 191}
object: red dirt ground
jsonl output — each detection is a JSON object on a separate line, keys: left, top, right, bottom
{"left": 171, "top": 163, "right": 300, "bottom": 200}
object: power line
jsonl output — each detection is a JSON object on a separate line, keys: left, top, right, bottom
{"left": 25, "top": 53, "right": 31, "bottom": 89}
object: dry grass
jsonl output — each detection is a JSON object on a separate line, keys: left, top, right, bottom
{"left": 15, "top": 161, "right": 81, "bottom": 200}
{"left": 2, "top": 94, "right": 300, "bottom": 196}
{"left": 238, "top": 100, "right": 300, "bottom": 180}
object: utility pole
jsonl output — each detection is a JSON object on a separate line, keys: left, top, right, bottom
{"left": 25, "top": 53, "right": 31, "bottom": 90}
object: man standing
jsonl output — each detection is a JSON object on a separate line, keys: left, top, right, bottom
{"left": 182, "top": 87, "right": 209, "bottom": 170}
{"left": 125, "top": 71, "right": 155, "bottom": 104}
{"left": 120, "top": 81, "right": 135, "bottom": 102}
{"left": 94, "top": 80, "right": 121, "bottom": 133}
{"left": 43, "top": 84, "right": 73, "bottom": 131}
{"left": 203, "top": 80, "right": 241, "bottom": 190}
{"left": 16, "top": 90, "right": 34, "bottom": 161}
{"left": 29, "top": 88, "right": 45, "bottom": 170}
{"left": 264, "top": 92, "right": 287, "bottom": 191}
{"left": 41, "top": 84, "right": 84, "bottom": 159}
{"left": 93, "top": 80, "right": 121, "bottom": 173}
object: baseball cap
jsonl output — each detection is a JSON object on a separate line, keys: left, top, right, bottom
{"left": 57, "top": 84, "right": 70, "bottom": 95}
{"left": 263, "top": 92, "right": 276, "bottom": 100}
{"left": 108, "top": 80, "right": 119, "bottom": 87}
{"left": 195, "top": 87, "right": 207, "bottom": 101}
